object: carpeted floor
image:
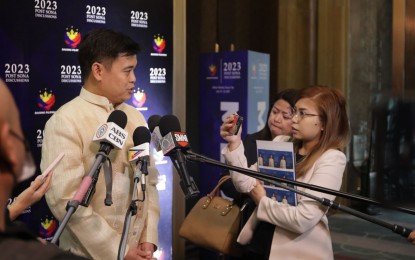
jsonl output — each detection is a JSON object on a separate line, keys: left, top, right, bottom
{"left": 329, "top": 208, "right": 415, "bottom": 260}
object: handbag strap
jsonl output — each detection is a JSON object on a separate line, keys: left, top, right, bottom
{"left": 208, "top": 175, "right": 231, "bottom": 197}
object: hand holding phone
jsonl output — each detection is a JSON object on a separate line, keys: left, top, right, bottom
{"left": 41, "top": 152, "right": 65, "bottom": 178}
{"left": 230, "top": 114, "right": 243, "bottom": 135}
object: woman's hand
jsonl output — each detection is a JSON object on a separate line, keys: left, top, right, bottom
{"left": 249, "top": 180, "right": 266, "bottom": 205}
{"left": 220, "top": 113, "right": 242, "bottom": 151}
{"left": 137, "top": 242, "right": 156, "bottom": 259}
{"left": 8, "top": 173, "right": 53, "bottom": 220}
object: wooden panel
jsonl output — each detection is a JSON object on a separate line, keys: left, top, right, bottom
{"left": 405, "top": 0, "right": 415, "bottom": 92}
{"left": 277, "top": 0, "right": 313, "bottom": 89}
{"left": 393, "top": 0, "right": 405, "bottom": 95}
{"left": 173, "top": 1, "right": 186, "bottom": 259}
{"left": 316, "top": 0, "right": 348, "bottom": 94}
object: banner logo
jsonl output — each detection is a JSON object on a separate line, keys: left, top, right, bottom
{"left": 153, "top": 34, "right": 166, "bottom": 54}
{"left": 131, "top": 88, "right": 147, "bottom": 108}
{"left": 39, "top": 216, "right": 58, "bottom": 239}
{"left": 209, "top": 64, "right": 217, "bottom": 77}
{"left": 37, "top": 89, "right": 56, "bottom": 111}
{"left": 64, "top": 26, "right": 81, "bottom": 49}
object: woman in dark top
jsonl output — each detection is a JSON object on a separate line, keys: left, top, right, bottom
{"left": 243, "top": 89, "right": 298, "bottom": 166}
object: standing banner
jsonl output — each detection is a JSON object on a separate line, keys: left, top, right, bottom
{"left": 0, "top": 1, "right": 173, "bottom": 259}
{"left": 199, "top": 50, "right": 270, "bottom": 195}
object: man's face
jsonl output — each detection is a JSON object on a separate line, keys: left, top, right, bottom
{"left": 100, "top": 54, "right": 137, "bottom": 105}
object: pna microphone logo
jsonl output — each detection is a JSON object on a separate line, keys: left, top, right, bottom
{"left": 37, "top": 88, "right": 56, "bottom": 111}
{"left": 65, "top": 26, "right": 81, "bottom": 48}
{"left": 152, "top": 34, "right": 166, "bottom": 54}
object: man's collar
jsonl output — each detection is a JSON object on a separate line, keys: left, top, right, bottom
{"left": 79, "top": 88, "right": 116, "bottom": 112}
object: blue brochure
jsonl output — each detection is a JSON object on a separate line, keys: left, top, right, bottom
{"left": 256, "top": 140, "right": 297, "bottom": 206}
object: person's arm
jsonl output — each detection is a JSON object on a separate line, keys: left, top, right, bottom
{"left": 8, "top": 173, "right": 53, "bottom": 221}
{"left": 220, "top": 114, "right": 258, "bottom": 193}
{"left": 221, "top": 141, "right": 259, "bottom": 194}
{"left": 254, "top": 150, "right": 346, "bottom": 234}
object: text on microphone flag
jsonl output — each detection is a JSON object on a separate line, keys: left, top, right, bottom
{"left": 93, "top": 122, "right": 128, "bottom": 149}
{"left": 173, "top": 132, "right": 189, "bottom": 147}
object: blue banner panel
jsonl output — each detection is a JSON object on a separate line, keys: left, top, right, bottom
{"left": 199, "top": 50, "right": 270, "bottom": 195}
{"left": 0, "top": 1, "right": 173, "bottom": 259}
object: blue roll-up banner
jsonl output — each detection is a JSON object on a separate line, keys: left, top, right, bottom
{"left": 0, "top": 1, "right": 173, "bottom": 259}
{"left": 199, "top": 50, "right": 270, "bottom": 195}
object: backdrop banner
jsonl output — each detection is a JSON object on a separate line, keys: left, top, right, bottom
{"left": 0, "top": 1, "right": 173, "bottom": 259}
{"left": 199, "top": 50, "right": 270, "bottom": 195}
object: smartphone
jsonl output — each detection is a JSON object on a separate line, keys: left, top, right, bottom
{"left": 41, "top": 152, "right": 65, "bottom": 178}
{"left": 231, "top": 114, "right": 243, "bottom": 135}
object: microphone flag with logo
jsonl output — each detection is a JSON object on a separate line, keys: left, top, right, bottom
{"left": 147, "top": 114, "right": 162, "bottom": 152}
{"left": 128, "top": 126, "right": 151, "bottom": 190}
{"left": 79, "top": 110, "right": 128, "bottom": 207}
{"left": 93, "top": 110, "right": 128, "bottom": 151}
{"left": 158, "top": 114, "right": 199, "bottom": 198}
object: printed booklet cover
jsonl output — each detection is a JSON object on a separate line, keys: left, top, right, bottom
{"left": 256, "top": 140, "right": 297, "bottom": 206}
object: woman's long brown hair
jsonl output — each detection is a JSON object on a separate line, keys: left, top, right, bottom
{"left": 294, "top": 85, "right": 350, "bottom": 177}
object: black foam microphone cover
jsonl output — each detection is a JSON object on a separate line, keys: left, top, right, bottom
{"left": 133, "top": 126, "right": 151, "bottom": 146}
{"left": 107, "top": 110, "right": 128, "bottom": 129}
{"left": 159, "top": 114, "right": 181, "bottom": 136}
{"left": 147, "top": 114, "right": 162, "bottom": 133}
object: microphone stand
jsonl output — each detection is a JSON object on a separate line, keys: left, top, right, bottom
{"left": 51, "top": 150, "right": 109, "bottom": 244}
{"left": 186, "top": 151, "right": 415, "bottom": 215}
{"left": 185, "top": 151, "right": 414, "bottom": 239}
{"left": 172, "top": 150, "right": 200, "bottom": 199}
{"left": 117, "top": 158, "right": 148, "bottom": 260}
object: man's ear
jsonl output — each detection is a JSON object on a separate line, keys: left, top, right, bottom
{"left": 91, "top": 62, "right": 103, "bottom": 81}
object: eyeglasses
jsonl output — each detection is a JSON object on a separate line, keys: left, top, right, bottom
{"left": 9, "top": 129, "right": 30, "bottom": 152}
{"left": 291, "top": 107, "right": 320, "bottom": 121}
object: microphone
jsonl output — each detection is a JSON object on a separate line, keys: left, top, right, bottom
{"left": 128, "top": 126, "right": 151, "bottom": 191}
{"left": 78, "top": 110, "right": 129, "bottom": 207}
{"left": 52, "top": 110, "right": 129, "bottom": 244}
{"left": 92, "top": 110, "right": 128, "bottom": 151}
{"left": 158, "top": 115, "right": 199, "bottom": 198}
{"left": 148, "top": 114, "right": 162, "bottom": 152}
